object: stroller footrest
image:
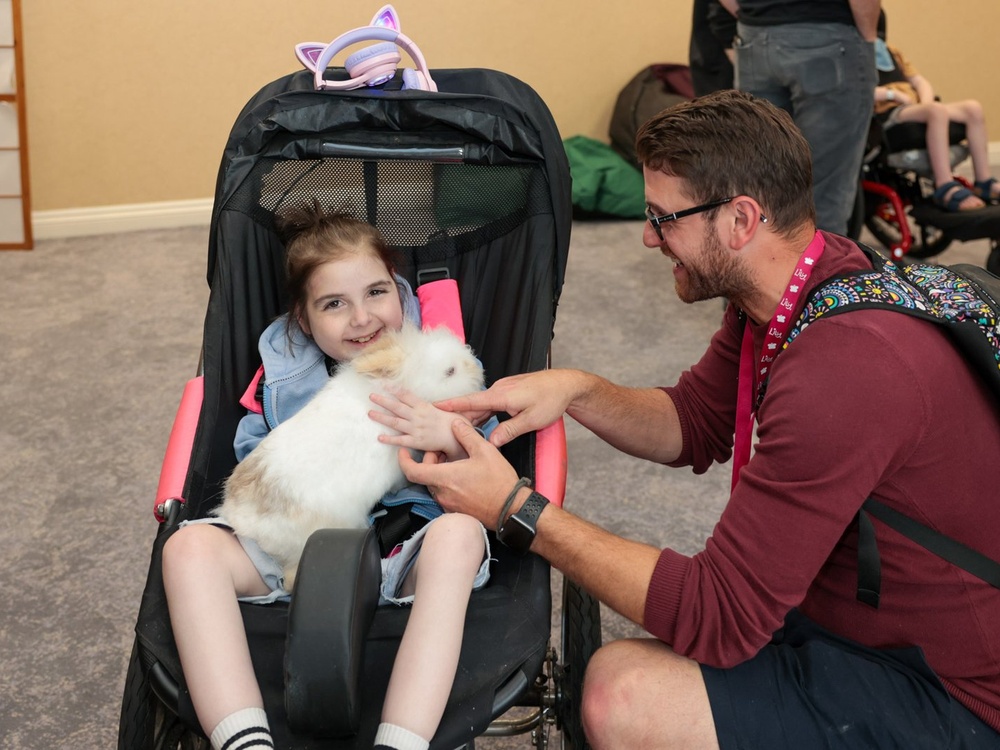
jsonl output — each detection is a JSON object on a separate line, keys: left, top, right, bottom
{"left": 285, "top": 528, "right": 381, "bottom": 737}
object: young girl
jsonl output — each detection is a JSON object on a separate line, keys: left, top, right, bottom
{"left": 162, "top": 202, "right": 493, "bottom": 750}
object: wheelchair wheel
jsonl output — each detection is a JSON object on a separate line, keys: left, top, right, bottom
{"left": 119, "top": 639, "right": 207, "bottom": 750}
{"left": 557, "top": 579, "right": 601, "bottom": 750}
{"left": 864, "top": 195, "right": 952, "bottom": 259}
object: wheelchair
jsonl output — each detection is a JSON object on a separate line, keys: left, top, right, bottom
{"left": 117, "top": 20, "right": 601, "bottom": 750}
{"left": 856, "top": 116, "right": 1000, "bottom": 274}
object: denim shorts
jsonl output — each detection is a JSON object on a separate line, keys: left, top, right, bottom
{"left": 379, "top": 518, "right": 491, "bottom": 605}
{"left": 702, "top": 610, "right": 999, "bottom": 749}
{"left": 181, "top": 515, "right": 491, "bottom": 607}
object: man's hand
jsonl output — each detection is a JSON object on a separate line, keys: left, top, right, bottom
{"left": 435, "top": 370, "right": 584, "bottom": 448}
{"left": 398, "top": 419, "right": 520, "bottom": 529}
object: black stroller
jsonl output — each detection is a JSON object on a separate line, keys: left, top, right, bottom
{"left": 118, "top": 16, "right": 601, "bottom": 750}
{"left": 857, "top": 117, "right": 1000, "bottom": 274}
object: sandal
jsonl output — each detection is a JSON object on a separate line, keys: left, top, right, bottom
{"left": 974, "top": 177, "right": 1000, "bottom": 204}
{"left": 932, "top": 180, "right": 984, "bottom": 212}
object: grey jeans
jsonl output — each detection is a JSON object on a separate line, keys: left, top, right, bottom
{"left": 735, "top": 22, "right": 876, "bottom": 235}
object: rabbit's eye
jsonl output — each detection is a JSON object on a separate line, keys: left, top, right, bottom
{"left": 445, "top": 367, "right": 456, "bottom": 377}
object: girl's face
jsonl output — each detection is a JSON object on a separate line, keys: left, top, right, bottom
{"left": 297, "top": 251, "right": 405, "bottom": 362}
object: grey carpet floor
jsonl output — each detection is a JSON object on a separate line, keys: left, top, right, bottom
{"left": 0, "top": 221, "right": 991, "bottom": 748}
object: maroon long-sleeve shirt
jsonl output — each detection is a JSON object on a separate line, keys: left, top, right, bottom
{"left": 650, "top": 231, "right": 1000, "bottom": 731}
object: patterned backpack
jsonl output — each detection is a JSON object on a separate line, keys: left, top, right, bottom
{"left": 779, "top": 242, "right": 1000, "bottom": 607}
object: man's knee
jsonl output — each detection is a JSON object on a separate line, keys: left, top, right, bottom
{"left": 580, "top": 639, "right": 717, "bottom": 749}
{"left": 581, "top": 640, "right": 685, "bottom": 745}
{"left": 581, "top": 641, "right": 647, "bottom": 745}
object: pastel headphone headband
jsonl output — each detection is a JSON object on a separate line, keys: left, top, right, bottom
{"left": 309, "top": 26, "right": 437, "bottom": 92}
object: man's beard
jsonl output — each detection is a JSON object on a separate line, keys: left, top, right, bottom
{"left": 675, "top": 222, "right": 757, "bottom": 308}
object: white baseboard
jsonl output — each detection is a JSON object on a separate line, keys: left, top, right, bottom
{"left": 32, "top": 198, "right": 213, "bottom": 240}
{"left": 25, "top": 141, "right": 1000, "bottom": 240}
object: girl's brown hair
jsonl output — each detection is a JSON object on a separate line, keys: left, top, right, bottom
{"left": 274, "top": 200, "right": 401, "bottom": 329}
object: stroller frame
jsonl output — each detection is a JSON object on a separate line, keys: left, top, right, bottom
{"left": 119, "top": 64, "right": 599, "bottom": 750}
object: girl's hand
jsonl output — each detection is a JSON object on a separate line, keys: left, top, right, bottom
{"left": 369, "top": 390, "right": 470, "bottom": 461}
{"left": 894, "top": 90, "right": 915, "bottom": 106}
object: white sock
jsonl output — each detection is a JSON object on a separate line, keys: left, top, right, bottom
{"left": 373, "top": 722, "right": 430, "bottom": 750}
{"left": 209, "top": 707, "right": 273, "bottom": 750}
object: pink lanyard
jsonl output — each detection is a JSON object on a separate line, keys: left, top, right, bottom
{"left": 731, "top": 231, "right": 826, "bottom": 491}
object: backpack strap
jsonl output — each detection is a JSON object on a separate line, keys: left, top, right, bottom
{"left": 862, "top": 497, "right": 1000, "bottom": 589}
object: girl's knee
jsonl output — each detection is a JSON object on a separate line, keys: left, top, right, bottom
{"left": 926, "top": 102, "right": 949, "bottom": 123}
{"left": 163, "top": 524, "right": 230, "bottom": 572}
{"left": 961, "top": 99, "right": 985, "bottom": 122}
{"left": 423, "top": 514, "right": 485, "bottom": 563}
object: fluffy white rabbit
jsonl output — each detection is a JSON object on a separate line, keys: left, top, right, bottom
{"left": 217, "top": 323, "right": 485, "bottom": 589}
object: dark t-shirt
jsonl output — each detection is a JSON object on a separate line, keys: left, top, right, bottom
{"left": 737, "top": 0, "right": 855, "bottom": 27}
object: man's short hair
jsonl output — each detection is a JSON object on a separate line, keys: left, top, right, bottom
{"left": 635, "top": 90, "right": 816, "bottom": 235}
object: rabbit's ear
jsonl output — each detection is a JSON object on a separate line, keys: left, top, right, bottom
{"left": 352, "top": 336, "right": 404, "bottom": 380}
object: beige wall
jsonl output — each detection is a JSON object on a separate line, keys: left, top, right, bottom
{"left": 19, "top": 1, "right": 1000, "bottom": 212}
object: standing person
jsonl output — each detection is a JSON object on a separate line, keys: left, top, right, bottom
{"left": 385, "top": 91, "right": 1000, "bottom": 748}
{"left": 162, "top": 204, "right": 493, "bottom": 750}
{"left": 689, "top": 0, "right": 735, "bottom": 96}
{"left": 719, "top": 0, "right": 879, "bottom": 235}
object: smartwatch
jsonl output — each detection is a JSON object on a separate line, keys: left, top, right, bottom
{"left": 497, "top": 491, "right": 549, "bottom": 555}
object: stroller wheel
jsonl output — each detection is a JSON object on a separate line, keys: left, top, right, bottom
{"left": 556, "top": 579, "right": 602, "bottom": 750}
{"left": 119, "top": 640, "right": 155, "bottom": 750}
{"left": 119, "top": 638, "right": 207, "bottom": 750}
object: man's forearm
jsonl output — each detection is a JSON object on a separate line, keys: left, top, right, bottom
{"left": 566, "top": 375, "right": 683, "bottom": 464}
{"left": 848, "top": 0, "right": 880, "bottom": 41}
{"left": 531, "top": 502, "right": 662, "bottom": 628}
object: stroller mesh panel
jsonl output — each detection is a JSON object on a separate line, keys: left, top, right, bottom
{"left": 225, "top": 156, "right": 552, "bottom": 262}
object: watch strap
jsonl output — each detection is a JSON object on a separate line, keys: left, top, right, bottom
{"left": 514, "top": 491, "right": 549, "bottom": 526}
{"left": 497, "top": 490, "right": 550, "bottom": 554}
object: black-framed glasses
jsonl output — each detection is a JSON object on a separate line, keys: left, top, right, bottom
{"left": 645, "top": 197, "right": 734, "bottom": 240}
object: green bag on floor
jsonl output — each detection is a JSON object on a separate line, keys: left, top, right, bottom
{"left": 563, "top": 135, "right": 645, "bottom": 219}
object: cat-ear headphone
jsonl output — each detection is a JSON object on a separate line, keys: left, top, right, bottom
{"left": 295, "top": 5, "right": 438, "bottom": 92}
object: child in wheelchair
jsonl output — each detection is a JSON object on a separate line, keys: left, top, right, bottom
{"left": 162, "top": 202, "right": 493, "bottom": 750}
{"left": 874, "top": 13, "right": 1000, "bottom": 212}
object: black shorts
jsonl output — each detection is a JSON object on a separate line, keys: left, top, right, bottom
{"left": 702, "top": 610, "right": 999, "bottom": 749}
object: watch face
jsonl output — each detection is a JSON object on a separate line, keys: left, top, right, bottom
{"left": 498, "top": 514, "right": 534, "bottom": 554}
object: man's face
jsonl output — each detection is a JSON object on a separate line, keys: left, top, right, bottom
{"left": 642, "top": 169, "right": 754, "bottom": 304}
